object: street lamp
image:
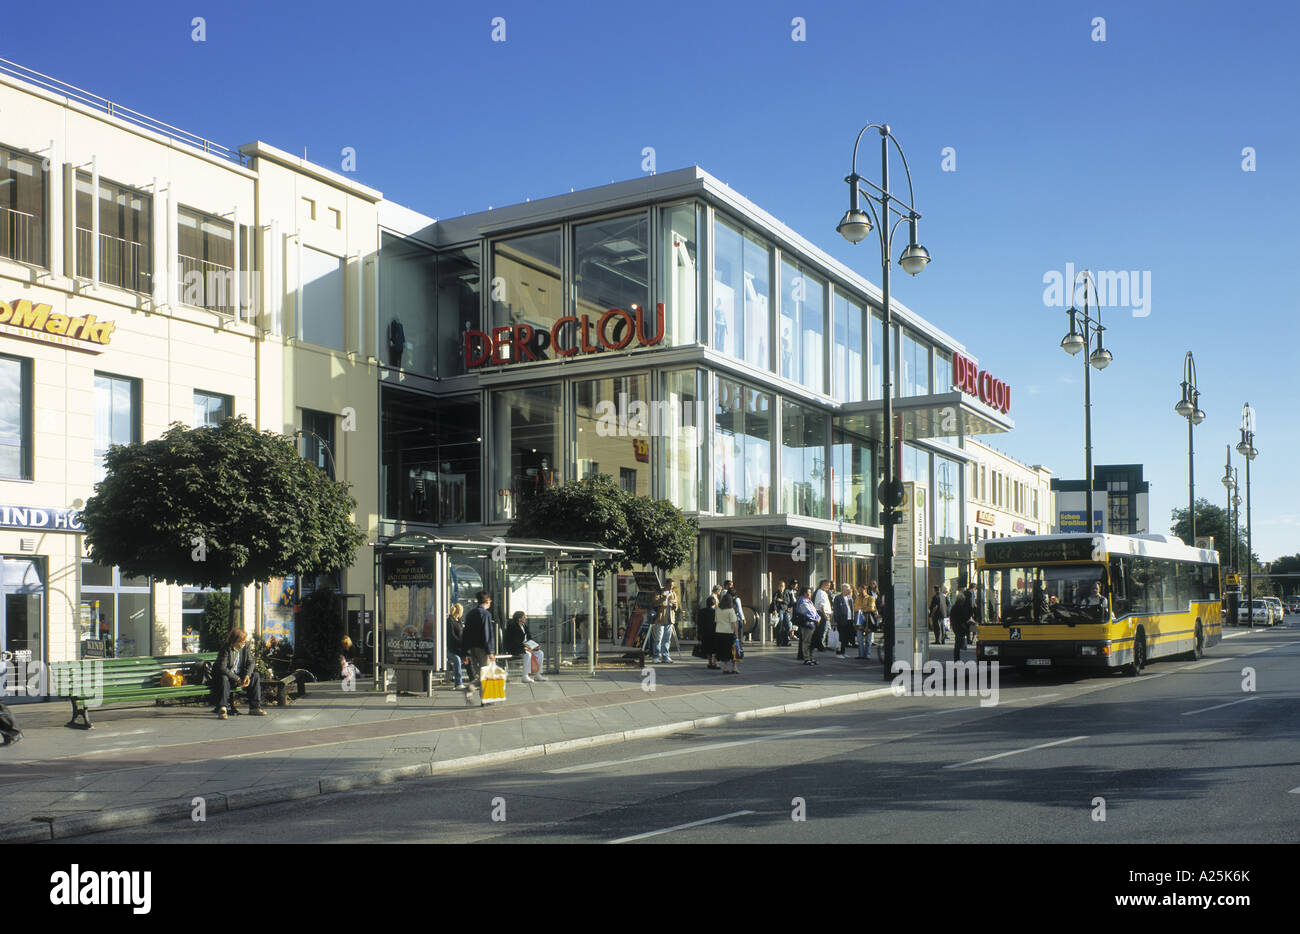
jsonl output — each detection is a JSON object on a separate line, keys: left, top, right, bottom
{"left": 1220, "top": 447, "right": 1235, "bottom": 570}
{"left": 293, "top": 428, "right": 337, "bottom": 478}
{"left": 1174, "top": 352, "right": 1205, "bottom": 540}
{"left": 1060, "top": 271, "right": 1113, "bottom": 533}
{"left": 1235, "top": 403, "right": 1258, "bottom": 625}
{"left": 836, "top": 123, "right": 930, "bottom": 678}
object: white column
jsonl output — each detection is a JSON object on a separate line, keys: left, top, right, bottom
{"left": 232, "top": 206, "right": 241, "bottom": 324}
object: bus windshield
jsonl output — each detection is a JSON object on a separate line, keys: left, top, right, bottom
{"left": 981, "top": 565, "right": 1109, "bottom": 624}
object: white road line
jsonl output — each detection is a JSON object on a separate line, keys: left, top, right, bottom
{"left": 1289, "top": 786, "right": 1300, "bottom": 795}
{"left": 1181, "top": 696, "right": 1260, "bottom": 716}
{"left": 547, "top": 726, "right": 845, "bottom": 774}
{"left": 889, "top": 707, "right": 983, "bottom": 721}
{"left": 609, "top": 810, "right": 756, "bottom": 844}
{"left": 943, "top": 735, "right": 1089, "bottom": 769}
{"left": 1179, "top": 659, "right": 1225, "bottom": 670}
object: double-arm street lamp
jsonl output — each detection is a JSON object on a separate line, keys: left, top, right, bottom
{"left": 1059, "top": 271, "right": 1113, "bottom": 533}
{"left": 1235, "top": 404, "right": 1258, "bottom": 617}
{"left": 836, "top": 123, "right": 930, "bottom": 677}
{"left": 1221, "top": 448, "right": 1238, "bottom": 571}
{"left": 1174, "top": 352, "right": 1206, "bottom": 539}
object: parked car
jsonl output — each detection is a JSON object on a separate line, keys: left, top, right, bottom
{"left": 1238, "top": 600, "right": 1273, "bottom": 625}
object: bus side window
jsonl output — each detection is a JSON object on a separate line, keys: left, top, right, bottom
{"left": 1108, "top": 556, "right": 1129, "bottom": 617}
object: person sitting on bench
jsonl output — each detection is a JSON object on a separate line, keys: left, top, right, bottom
{"left": 213, "top": 627, "right": 265, "bottom": 719}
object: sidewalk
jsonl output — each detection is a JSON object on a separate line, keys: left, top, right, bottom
{"left": 0, "top": 642, "right": 927, "bottom": 842}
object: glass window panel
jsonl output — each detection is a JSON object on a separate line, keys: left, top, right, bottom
{"left": 491, "top": 230, "right": 562, "bottom": 359}
{"left": 934, "top": 456, "right": 961, "bottom": 544}
{"left": 491, "top": 384, "right": 562, "bottom": 522}
{"left": 379, "top": 232, "right": 438, "bottom": 374}
{"left": 437, "top": 245, "right": 481, "bottom": 377}
{"left": 574, "top": 213, "right": 650, "bottom": 353}
{"left": 0, "top": 354, "right": 30, "bottom": 479}
{"left": 779, "top": 261, "right": 826, "bottom": 390}
{"left": 660, "top": 204, "right": 700, "bottom": 346}
{"left": 94, "top": 373, "right": 139, "bottom": 483}
{"left": 741, "top": 233, "right": 771, "bottom": 370}
{"left": 0, "top": 145, "right": 48, "bottom": 266}
{"left": 712, "top": 219, "right": 743, "bottom": 359}
{"left": 869, "top": 311, "right": 884, "bottom": 400}
{"left": 574, "top": 374, "right": 652, "bottom": 499}
{"left": 177, "top": 207, "right": 234, "bottom": 313}
{"left": 781, "top": 401, "right": 827, "bottom": 518}
{"left": 831, "top": 420, "right": 875, "bottom": 526}
{"left": 934, "top": 349, "right": 952, "bottom": 396}
{"left": 714, "top": 377, "right": 771, "bottom": 515}
{"left": 660, "top": 369, "right": 705, "bottom": 511}
{"left": 831, "top": 292, "right": 865, "bottom": 402}
{"left": 193, "top": 390, "right": 232, "bottom": 428}
{"left": 75, "top": 173, "right": 152, "bottom": 292}
{"left": 301, "top": 409, "right": 336, "bottom": 480}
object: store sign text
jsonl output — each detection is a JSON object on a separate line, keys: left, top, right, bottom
{"left": 464, "top": 303, "right": 666, "bottom": 369}
{"left": 0, "top": 300, "right": 115, "bottom": 353}
{"left": 0, "top": 505, "right": 84, "bottom": 532}
{"left": 975, "top": 510, "right": 996, "bottom": 526}
{"left": 952, "top": 352, "right": 1010, "bottom": 414}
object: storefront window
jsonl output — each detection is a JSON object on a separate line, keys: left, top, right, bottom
{"left": 574, "top": 213, "right": 650, "bottom": 354}
{"left": 934, "top": 455, "right": 961, "bottom": 545}
{"left": 714, "top": 376, "right": 771, "bottom": 516}
{"left": 712, "top": 217, "right": 770, "bottom": 370}
{"left": 437, "top": 245, "right": 482, "bottom": 377}
{"left": 901, "top": 331, "right": 930, "bottom": 397}
{"left": 831, "top": 420, "right": 875, "bottom": 526}
{"left": 779, "top": 260, "right": 826, "bottom": 392}
{"left": 901, "top": 443, "right": 931, "bottom": 488}
{"left": 781, "top": 400, "right": 827, "bottom": 518}
{"left": 382, "top": 389, "right": 482, "bottom": 525}
{"left": 661, "top": 369, "right": 705, "bottom": 512}
{"left": 380, "top": 232, "right": 438, "bottom": 373}
{"left": 80, "top": 561, "right": 152, "bottom": 659}
{"left": 934, "top": 349, "right": 953, "bottom": 396}
{"left": 574, "top": 374, "right": 652, "bottom": 497}
{"left": 831, "top": 292, "right": 864, "bottom": 403}
{"left": 660, "top": 204, "right": 701, "bottom": 346}
{"left": 490, "top": 230, "right": 562, "bottom": 358}
{"left": 0, "top": 556, "right": 44, "bottom": 674}
{"left": 491, "top": 384, "right": 562, "bottom": 522}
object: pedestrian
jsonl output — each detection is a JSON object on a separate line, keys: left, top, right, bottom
{"left": 854, "top": 584, "right": 871, "bottom": 659}
{"left": 461, "top": 591, "right": 496, "bottom": 686}
{"left": 795, "top": 587, "right": 820, "bottom": 666}
{"left": 505, "top": 610, "right": 546, "bottom": 683}
{"left": 698, "top": 594, "right": 720, "bottom": 669}
{"left": 714, "top": 586, "right": 740, "bottom": 674}
{"left": 770, "top": 580, "right": 791, "bottom": 647}
{"left": 813, "top": 579, "right": 833, "bottom": 653}
{"left": 929, "top": 584, "right": 950, "bottom": 645}
{"left": 445, "top": 602, "right": 469, "bottom": 691}
{"left": 647, "top": 582, "right": 678, "bottom": 663}
{"left": 833, "top": 583, "right": 855, "bottom": 657}
{"left": 949, "top": 581, "right": 973, "bottom": 663}
{"left": 213, "top": 627, "right": 265, "bottom": 720}
{"left": 867, "top": 581, "right": 885, "bottom": 661}
{"left": 0, "top": 695, "right": 22, "bottom": 747}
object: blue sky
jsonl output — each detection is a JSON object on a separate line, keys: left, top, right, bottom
{"left": 7, "top": 0, "right": 1296, "bottom": 559}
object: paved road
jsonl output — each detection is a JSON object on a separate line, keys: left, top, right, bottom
{"left": 67, "top": 623, "right": 1300, "bottom": 844}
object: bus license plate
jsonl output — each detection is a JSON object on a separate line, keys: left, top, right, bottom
{"left": 1026, "top": 658, "right": 1052, "bottom": 666}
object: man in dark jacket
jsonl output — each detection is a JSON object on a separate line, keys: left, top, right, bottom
{"left": 461, "top": 591, "right": 496, "bottom": 683}
{"left": 929, "top": 585, "right": 950, "bottom": 645}
{"left": 949, "top": 583, "right": 973, "bottom": 662}
{"left": 833, "top": 584, "right": 855, "bottom": 656}
{"left": 213, "top": 628, "right": 263, "bottom": 719}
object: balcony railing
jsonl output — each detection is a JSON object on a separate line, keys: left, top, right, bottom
{"left": 177, "top": 253, "right": 235, "bottom": 315}
{"left": 1, "top": 205, "right": 43, "bottom": 266}
{"left": 75, "top": 227, "right": 152, "bottom": 294}
{"left": 0, "top": 57, "right": 246, "bottom": 165}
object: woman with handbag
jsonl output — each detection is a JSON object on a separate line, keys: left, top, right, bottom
{"left": 714, "top": 586, "right": 739, "bottom": 674}
{"left": 696, "top": 592, "right": 719, "bottom": 669}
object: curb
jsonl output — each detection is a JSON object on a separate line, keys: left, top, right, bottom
{"left": 5, "top": 685, "right": 894, "bottom": 843}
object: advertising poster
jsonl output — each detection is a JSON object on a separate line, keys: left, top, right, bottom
{"left": 263, "top": 576, "right": 297, "bottom": 644}
{"left": 383, "top": 555, "right": 436, "bottom": 667}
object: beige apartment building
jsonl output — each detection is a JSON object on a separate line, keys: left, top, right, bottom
{"left": 0, "top": 61, "right": 381, "bottom": 674}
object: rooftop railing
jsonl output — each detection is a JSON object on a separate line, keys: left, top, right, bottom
{"left": 0, "top": 57, "right": 246, "bottom": 166}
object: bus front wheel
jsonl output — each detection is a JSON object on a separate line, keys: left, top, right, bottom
{"left": 1124, "top": 631, "right": 1146, "bottom": 676}
{"left": 1185, "top": 622, "right": 1203, "bottom": 661}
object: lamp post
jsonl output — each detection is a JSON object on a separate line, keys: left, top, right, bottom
{"left": 1220, "top": 447, "right": 1235, "bottom": 570}
{"left": 1235, "top": 404, "right": 1258, "bottom": 626}
{"left": 293, "top": 428, "right": 337, "bottom": 478}
{"left": 1232, "top": 474, "right": 1241, "bottom": 569}
{"left": 1174, "top": 352, "right": 1205, "bottom": 540}
{"left": 1059, "top": 271, "right": 1113, "bottom": 533}
{"left": 836, "top": 123, "right": 930, "bottom": 678}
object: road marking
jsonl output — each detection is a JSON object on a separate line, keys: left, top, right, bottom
{"left": 1181, "top": 696, "right": 1259, "bottom": 716}
{"left": 889, "top": 707, "right": 983, "bottom": 721}
{"left": 943, "top": 735, "right": 1089, "bottom": 769}
{"left": 1179, "top": 659, "right": 1225, "bottom": 670}
{"left": 547, "top": 726, "right": 846, "bottom": 774}
{"left": 1289, "top": 786, "right": 1300, "bottom": 795}
{"left": 609, "top": 810, "right": 756, "bottom": 844}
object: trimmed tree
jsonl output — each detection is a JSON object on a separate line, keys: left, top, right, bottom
{"left": 509, "top": 473, "right": 698, "bottom": 574}
{"left": 82, "top": 416, "right": 366, "bottom": 643}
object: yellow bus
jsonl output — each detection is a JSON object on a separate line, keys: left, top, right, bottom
{"left": 974, "top": 533, "right": 1222, "bottom": 675}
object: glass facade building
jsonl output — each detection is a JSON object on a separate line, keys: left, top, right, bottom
{"left": 375, "top": 167, "right": 1016, "bottom": 643}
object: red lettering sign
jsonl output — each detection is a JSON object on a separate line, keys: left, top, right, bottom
{"left": 464, "top": 303, "right": 668, "bottom": 369}
{"left": 951, "top": 351, "right": 1011, "bottom": 414}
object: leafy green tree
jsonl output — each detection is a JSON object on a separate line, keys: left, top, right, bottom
{"left": 82, "top": 417, "right": 366, "bottom": 637}
{"left": 1170, "top": 500, "right": 1254, "bottom": 570}
{"left": 509, "top": 474, "right": 698, "bottom": 574}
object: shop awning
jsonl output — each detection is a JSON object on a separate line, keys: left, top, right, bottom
{"left": 835, "top": 391, "right": 1013, "bottom": 442}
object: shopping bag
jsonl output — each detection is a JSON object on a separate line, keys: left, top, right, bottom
{"left": 530, "top": 652, "right": 541, "bottom": 675}
{"left": 480, "top": 660, "right": 508, "bottom": 701}
{"left": 827, "top": 630, "right": 841, "bottom": 652}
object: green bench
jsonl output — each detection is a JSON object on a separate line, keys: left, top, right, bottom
{"left": 49, "top": 653, "right": 218, "bottom": 729}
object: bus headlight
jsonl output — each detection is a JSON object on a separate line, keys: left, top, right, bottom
{"left": 983, "top": 646, "right": 999, "bottom": 657}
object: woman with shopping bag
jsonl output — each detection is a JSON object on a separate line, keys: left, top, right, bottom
{"left": 505, "top": 610, "right": 546, "bottom": 683}
{"left": 714, "top": 584, "right": 740, "bottom": 674}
